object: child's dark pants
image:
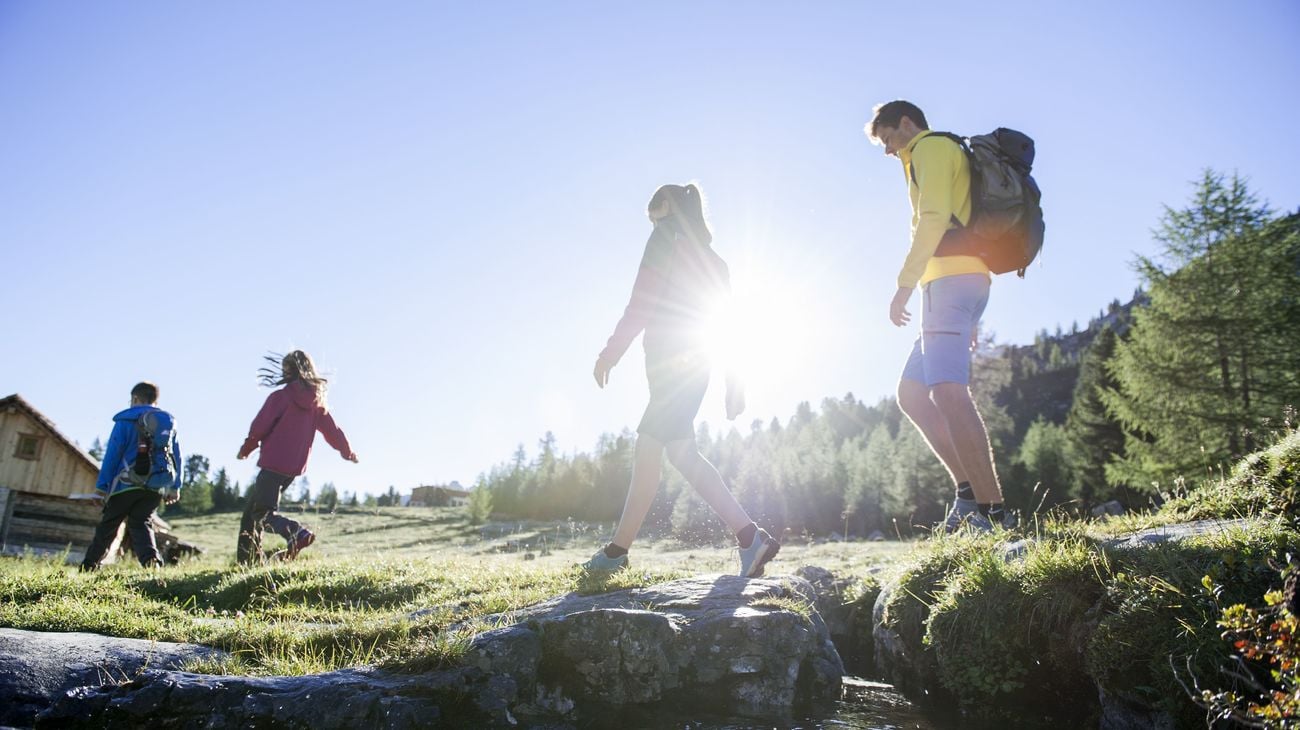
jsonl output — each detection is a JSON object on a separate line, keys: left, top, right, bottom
{"left": 82, "top": 489, "right": 163, "bottom": 569}
{"left": 237, "top": 469, "right": 302, "bottom": 565}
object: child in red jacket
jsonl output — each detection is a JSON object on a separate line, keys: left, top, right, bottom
{"left": 236, "top": 351, "right": 358, "bottom": 565}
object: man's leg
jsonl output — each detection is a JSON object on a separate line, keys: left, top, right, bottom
{"left": 931, "top": 383, "right": 1004, "bottom": 505}
{"left": 81, "top": 494, "right": 131, "bottom": 570}
{"left": 910, "top": 274, "right": 1000, "bottom": 531}
{"left": 609, "top": 435, "right": 666, "bottom": 550}
{"left": 124, "top": 490, "right": 164, "bottom": 566}
{"left": 897, "top": 377, "right": 970, "bottom": 486}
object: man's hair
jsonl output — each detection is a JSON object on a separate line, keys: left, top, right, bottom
{"left": 866, "top": 100, "right": 930, "bottom": 142}
{"left": 131, "top": 382, "right": 159, "bottom": 404}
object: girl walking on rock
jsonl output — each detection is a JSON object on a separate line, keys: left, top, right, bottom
{"left": 585, "top": 183, "right": 779, "bottom": 577}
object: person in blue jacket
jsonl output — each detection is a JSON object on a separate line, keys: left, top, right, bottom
{"left": 80, "top": 382, "right": 182, "bottom": 570}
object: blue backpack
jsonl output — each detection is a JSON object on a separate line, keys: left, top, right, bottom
{"left": 121, "top": 410, "right": 178, "bottom": 490}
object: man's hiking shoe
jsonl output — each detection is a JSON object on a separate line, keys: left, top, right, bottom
{"left": 943, "top": 498, "right": 992, "bottom": 534}
{"left": 580, "top": 549, "right": 628, "bottom": 573}
{"left": 739, "top": 529, "right": 780, "bottom": 578}
{"left": 285, "top": 528, "right": 315, "bottom": 560}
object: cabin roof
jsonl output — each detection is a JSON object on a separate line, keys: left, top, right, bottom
{"left": 0, "top": 393, "right": 101, "bottom": 474}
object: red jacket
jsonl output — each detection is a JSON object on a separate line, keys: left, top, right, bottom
{"left": 238, "top": 381, "right": 353, "bottom": 477}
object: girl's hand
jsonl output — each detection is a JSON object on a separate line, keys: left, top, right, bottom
{"left": 593, "top": 356, "right": 614, "bottom": 389}
{"left": 348, "top": 453, "right": 359, "bottom": 463}
{"left": 725, "top": 386, "right": 746, "bottom": 420}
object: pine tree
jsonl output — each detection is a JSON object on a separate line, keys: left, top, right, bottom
{"left": 1015, "top": 419, "right": 1074, "bottom": 512}
{"left": 184, "top": 454, "right": 210, "bottom": 488}
{"left": 1063, "top": 326, "right": 1128, "bottom": 507}
{"left": 211, "top": 467, "right": 235, "bottom": 511}
{"left": 1105, "top": 172, "right": 1299, "bottom": 488}
{"left": 318, "top": 482, "right": 338, "bottom": 511}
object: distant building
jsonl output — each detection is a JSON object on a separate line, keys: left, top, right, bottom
{"left": 0, "top": 393, "right": 194, "bottom": 563}
{"left": 409, "top": 481, "right": 472, "bottom": 508}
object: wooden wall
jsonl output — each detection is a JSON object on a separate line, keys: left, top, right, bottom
{"left": 0, "top": 407, "right": 98, "bottom": 497}
{"left": 0, "top": 487, "right": 103, "bottom": 560}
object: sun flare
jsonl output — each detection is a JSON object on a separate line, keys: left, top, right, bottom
{"left": 701, "top": 260, "right": 822, "bottom": 392}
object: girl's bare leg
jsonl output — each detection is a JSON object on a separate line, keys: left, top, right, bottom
{"left": 610, "top": 434, "right": 667, "bottom": 549}
{"left": 664, "top": 440, "right": 752, "bottom": 533}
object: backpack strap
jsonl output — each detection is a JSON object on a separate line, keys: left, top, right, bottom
{"left": 908, "top": 131, "right": 970, "bottom": 228}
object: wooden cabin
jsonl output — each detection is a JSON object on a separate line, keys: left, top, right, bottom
{"left": 410, "top": 482, "right": 473, "bottom": 508}
{"left": 0, "top": 393, "right": 197, "bottom": 563}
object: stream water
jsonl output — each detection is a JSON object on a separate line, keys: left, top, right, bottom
{"left": 575, "top": 676, "right": 955, "bottom": 729}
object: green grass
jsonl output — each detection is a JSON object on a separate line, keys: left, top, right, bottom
{"left": 871, "top": 428, "right": 1300, "bottom": 725}
{"left": 1, "top": 506, "right": 907, "bottom": 677}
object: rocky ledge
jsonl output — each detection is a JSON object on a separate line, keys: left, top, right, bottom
{"left": 3, "top": 574, "right": 843, "bottom": 728}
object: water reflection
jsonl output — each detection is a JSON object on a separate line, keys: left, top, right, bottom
{"left": 575, "top": 676, "right": 948, "bottom": 730}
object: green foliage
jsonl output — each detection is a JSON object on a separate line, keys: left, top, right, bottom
{"left": 466, "top": 481, "right": 493, "bottom": 525}
{"left": 1159, "top": 425, "right": 1300, "bottom": 522}
{"left": 861, "top": 427, "right": 1300, "bottom": 723}
{"left": 1200, "top": 570, "right": 1300, "bottom": 726}
{"left": 926, "top": 537, "right": 1105, "bottom": 715}
{"left": 1105, "top": 172, "right": 1300, "bottom": 490}
{"left": 1063, "top": 325, "right": 1130, "bottom": 507}
{"left": 170, "top": 476, "right": 214, "bottom": 515}
{"left": 1015, "top": 418, "right": 1075, "bottom": 511}
{"left": 184, "top": 454, "right": 210, "bottom": 487}
{"left": 317, "top": 482, "right": 339, "bottom": 512}
{"left": 1085, "top": 524, "right": 1290, "bottom": 724}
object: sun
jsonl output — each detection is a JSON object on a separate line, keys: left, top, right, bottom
{"left": 701, "top": 259, "right": 821, "bottom": 394}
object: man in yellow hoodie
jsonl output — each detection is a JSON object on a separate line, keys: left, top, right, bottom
{"left": 867, "top": 100, "right": 1007, "bottom": 533}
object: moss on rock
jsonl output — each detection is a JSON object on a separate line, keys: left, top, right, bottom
{"left": 862, "top": 428, "right": 1300, "bottom": 725}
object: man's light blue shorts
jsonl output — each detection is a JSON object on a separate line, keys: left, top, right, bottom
{"left": 901, "top": 273, "right": 990, "bottom": 387}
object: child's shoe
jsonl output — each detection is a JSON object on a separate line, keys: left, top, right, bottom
{"left": 285, "top": 528, "right": 315, "bottom": 560}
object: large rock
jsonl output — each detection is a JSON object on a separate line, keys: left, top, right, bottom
{"left": 472, "top": 573, "right": 844, "bottom": 716}
{"left": 0, "top": 628, "right": 222, "bottom": 727}
{"left": 9, "top": 574, "right": 842, "bottom": 728}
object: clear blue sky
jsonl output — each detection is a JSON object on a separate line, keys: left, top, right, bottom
{"left": 2, "top": 1, "right": 1297, "bottom": 497}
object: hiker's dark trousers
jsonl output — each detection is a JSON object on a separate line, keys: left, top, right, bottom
{"left": 82, "top": 489, "right": 163, "bottom": 569}
{"left": 237, "top": 469, "right": 302, "bottom": 565}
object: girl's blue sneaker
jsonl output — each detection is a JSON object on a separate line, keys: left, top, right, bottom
{"left": 581, "top": 548, "right": 628, "bottom": 573}
{"left": 738, "top": 529, "right": 780, "bottom": 578}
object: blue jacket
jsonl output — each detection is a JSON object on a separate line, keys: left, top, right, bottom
{"left": 95, "top": 405, "right": 183, "bottom": 496}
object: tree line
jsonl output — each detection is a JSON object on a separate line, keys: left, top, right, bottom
{"left": 477, "top": 171, "right": 1300, "bottom": 538}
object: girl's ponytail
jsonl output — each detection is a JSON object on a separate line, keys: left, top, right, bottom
{"left": 648, "top": 183, "right": 712, "bottom": 245}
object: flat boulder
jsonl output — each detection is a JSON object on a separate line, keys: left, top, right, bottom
{"left": 0, "top": 628, "right": 222, "bottom": 727}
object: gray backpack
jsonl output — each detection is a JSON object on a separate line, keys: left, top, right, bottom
{"left": 915, "top": 128, "right": 1045, "bottom": 277}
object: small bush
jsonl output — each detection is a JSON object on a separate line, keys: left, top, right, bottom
{"left": 1198, "top": 564, "right": 1300, "bottom": 726}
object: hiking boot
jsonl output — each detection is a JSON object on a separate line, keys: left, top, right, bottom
{"left": 739, "top": 528, "right": 780, "bottom": 578}
{"left": 580, "top": 548, "right": 628, "bottom": 573}
{"left": 943, "top": 498, "right": 993, "bottom": 534}
{"left": 285, "top": 528, "right": 315, "bottom": 560}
